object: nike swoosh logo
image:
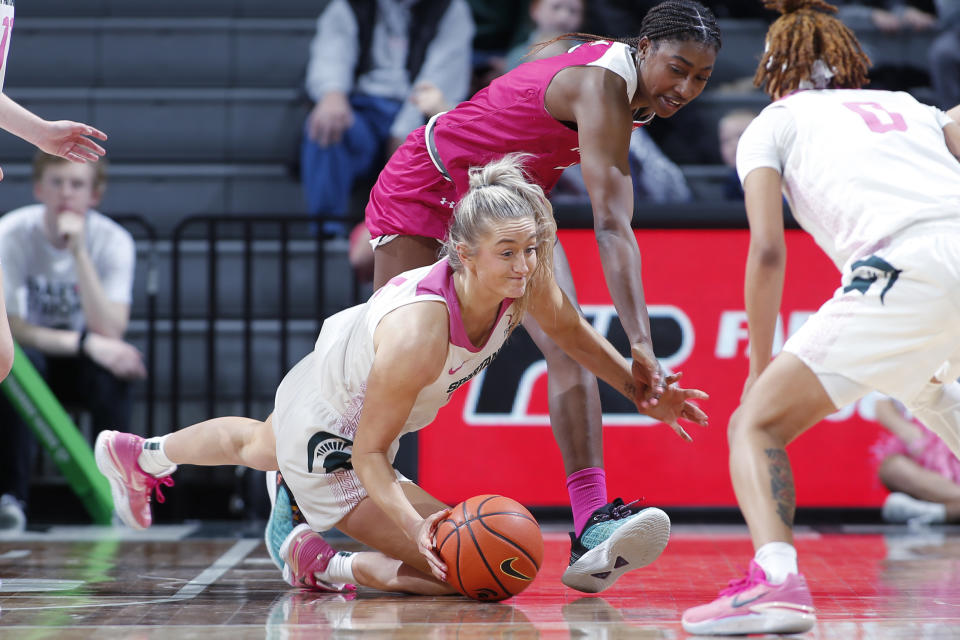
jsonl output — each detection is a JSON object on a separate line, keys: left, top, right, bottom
{"left": 500, "top": 557, "right": 533, "bottom": 581}
{"left": 731, "top": 590, "right": 769, "bottom": 608}
{"left": 448, "top": 362, "right": 466, "bottom": 375}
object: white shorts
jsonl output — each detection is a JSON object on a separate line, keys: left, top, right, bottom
{"left": 272, "top": 351, "right": 411, "bottom": 532}
{"left": 784, "top": 225, "right": 960, "bottom": 409}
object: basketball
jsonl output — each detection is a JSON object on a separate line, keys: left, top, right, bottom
{"left": 435, "top": 494, "right": 544, "bottom": 601}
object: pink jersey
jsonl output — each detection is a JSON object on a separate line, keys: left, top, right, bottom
{"left": 366, "top": 41, "right": 638, "bottom": 240}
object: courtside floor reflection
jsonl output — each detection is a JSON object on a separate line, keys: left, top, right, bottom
{"left": 1, "top": 523, "right": 958, "bottom": 638}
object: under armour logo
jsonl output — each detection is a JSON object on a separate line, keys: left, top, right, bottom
{"left": 440, "top": 197, "right": 456, "bottom": 209}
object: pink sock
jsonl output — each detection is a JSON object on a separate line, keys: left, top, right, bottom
{"left": 567, "top": 467, "right": 608, "bottom": 536}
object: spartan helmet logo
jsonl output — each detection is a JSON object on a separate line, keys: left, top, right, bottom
{"left": 306, "top": 431, "right": 354, "bottom": 474}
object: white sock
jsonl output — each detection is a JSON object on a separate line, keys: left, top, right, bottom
{"left": 137, "top": 435, "right": 177, "bottom": 477}
{"left": 321, "top": 551, "right": 356, "bottom": 584}
{"left": 754, "top": 541, "right": 798, "bottom": 585}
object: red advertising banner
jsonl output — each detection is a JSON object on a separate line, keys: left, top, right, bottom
{"left": 419, "top": 229, "right": 887, "bottom": 508}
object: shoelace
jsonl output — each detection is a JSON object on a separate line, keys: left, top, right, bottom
{"left": 600, "top": 498, "right": 641, "bottom": 521}
{"left": 146, "top": 475, "right": 174, "bottom": 504}
{"left": 719, "top": 563, "right": 766, "bottom": 596}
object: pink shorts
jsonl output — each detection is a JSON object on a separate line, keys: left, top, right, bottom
{"left": 872, "top": 423, "right": 960, "bottom": 484}
{"left": 365, "top": 126, "right": 460, "bottom": 241}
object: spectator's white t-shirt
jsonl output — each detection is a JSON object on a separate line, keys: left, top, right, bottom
{"left": 0, "top": 204, "right": 135, "bottom": 331}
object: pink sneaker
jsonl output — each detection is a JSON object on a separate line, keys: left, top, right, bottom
{"left": 279, "top": 524, "right": 355, "bottom": 592}
{"left": 682, "top": 560, "right": 815, "bottom": 635}
{"left": 94, "top": 430, "right": 174, "bottom": 529}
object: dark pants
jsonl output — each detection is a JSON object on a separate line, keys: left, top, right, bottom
{"left": 300, "top": 93, "right": 402, "bottom": 237}
{"left": 0, "top": 348, "right": 132, "bottom": 505}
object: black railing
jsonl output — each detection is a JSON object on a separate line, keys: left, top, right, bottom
{"left": 112, "top": 214, "right": 159, "bottom": 438}
{"left": 168, "top": 215, "right": 363, "bottom": 430}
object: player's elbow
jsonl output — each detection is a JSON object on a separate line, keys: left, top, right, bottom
{"left": 750, "top": 241, "right": 786, "bottom": 269}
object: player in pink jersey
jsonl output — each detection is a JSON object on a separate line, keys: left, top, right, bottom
{"left": 682, "top": 0, "right": 960, "bottom": 635}
{"left": 96, "top": 154, "right": 709, "bottom": 596}
{"left": 365, "top": 0, "right": 721, "bottom": 591}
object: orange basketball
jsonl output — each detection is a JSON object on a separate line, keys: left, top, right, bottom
{"left": 435, "top": 494, "right": 544, "bottom": 601}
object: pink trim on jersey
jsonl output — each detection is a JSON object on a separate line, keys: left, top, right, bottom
{"left": 416, "top": 259, "right": 513, "bottom": 352}
{"left": 366, "top": 41, "right": 626, "bottom": 240}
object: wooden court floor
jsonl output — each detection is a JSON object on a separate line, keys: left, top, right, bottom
{"left": 1, "top": 523, "right": 959, "bottom": 638}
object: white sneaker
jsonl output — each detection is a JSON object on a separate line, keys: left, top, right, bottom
{"left": 0, "top": 494, "right": 26, "bottom": 533}
{"left": 882, "top": 492, "right": 945, "bottom": 524}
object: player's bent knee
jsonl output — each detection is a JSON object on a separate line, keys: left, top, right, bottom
{"left": 877, "top": 454, "right": 912, "bottom": 491}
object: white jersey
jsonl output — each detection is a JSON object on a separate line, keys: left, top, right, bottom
{"left": 736, "top": 89, "right": 960, "bottom": 272}
{"left": 300, "top": 258, "right": 515, "bottom": 463}
{"left": 0, "top": 204, "right": 136, "bottom": 331}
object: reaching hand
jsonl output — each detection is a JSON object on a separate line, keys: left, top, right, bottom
{"left": 631, "top": 341, "right": 665, "bottom": 409}
{"left": 640, "top": 372, "right": 709, "bottom": 441}
{"left": 36, "top": 120, "right": 107, "bottom": 164}
{"left": 415, "top": 508, "right": 451, "bottom": 582}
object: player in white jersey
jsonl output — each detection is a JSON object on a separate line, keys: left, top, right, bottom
{"left": 96, "top": 154, "right": 708, "bottom": 596}
{"left": 682, "top": 0, "right": 960, "bottom": 636}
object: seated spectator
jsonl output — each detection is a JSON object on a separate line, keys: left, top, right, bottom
{"left": 717, "top": 109, "right": 757, "bottom": 200}
{"left": 931, "top": 0, "right": 960, "bottom": 108}
{"left": 300, "top": 0, "right": 474, "bottom": 238}
{"left": 837, "top": 0, "right": 936, "bottom": 32}
{"left": 464, "top": 0, "right": 531, "bottom": 88}
{"left": 0, "top": 152, "right": 145, "bottom": 531}
{"left": 873, "top": 396, "right": 960, "bottom": 525}
{"left": 835, "top": 1, "right": 937, "bottom": 90}
{"left": 582, "top": 0, "right": 661, "bottom": 38}
{"left": 550, "top": 128, "right": 692, "bottom": 207}
{"left": 506, "top": 0, "right": 585, "bottom": 71}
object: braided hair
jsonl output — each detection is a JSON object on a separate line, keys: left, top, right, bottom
{"left": 755, "top": 0, "right": 870, "bottom": 98}
{"left": 532, "top": 0, "right": 721, "bottom": 57}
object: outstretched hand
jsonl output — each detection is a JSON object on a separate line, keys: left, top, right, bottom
{"left": 631, "top": 342, "right": 665, "bottom": 409}
{"left": 36, "top": 120, "right": 107, "bottom": 164}
{"left": 639, "top": 372, "right": 709, "bottom": 442}
{"left": 415, "top": 508, "right": 452, "bottom": 582}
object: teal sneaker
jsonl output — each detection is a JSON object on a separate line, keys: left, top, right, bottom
{"left": 561, "top": 498, "right": 670, "bottom": 593}
{"left": 264, "top": 470, "right": 305, "bottom": 570}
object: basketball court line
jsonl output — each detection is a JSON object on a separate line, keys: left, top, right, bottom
{"left": 2, "top": 524, "right": 198, "bottom": 542}
{"left": 2, "top": 538, "right": 259, "bottom": 611}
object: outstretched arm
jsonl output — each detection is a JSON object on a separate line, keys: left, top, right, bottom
{"left": 351, "top": 301, "right": 451, "bottom": 580}
{"left": 528, "top": 273, "right": 708, "bottom": 441}
{"left": 0, "top": 93, "right": 106, "bottom": 178}
{"left": 546, "top": 67, "right": 664, "bottom": 407}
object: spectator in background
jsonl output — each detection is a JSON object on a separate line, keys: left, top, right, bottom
{"left": 835, "top": 1, "right": 938, "bottom": 91}
{"left": 0, "top": 152, "right": 145, "bottom": 532}
{"left": 873, "top": 396, "right": 960, "bottom": 525}
{"left": 550, "top": 128, "right": 693, "bottom": 208}
{"left": 506, "top": 0, "right": 585, "bottom": 71}
{"left": 464, "top": 0, "right": 531, "bottom": 88}
{"left": 931, "top": 0, "right": 960, "bottom": 108}
{"left": 300, "top": 0, "right": 474, "bottom": 238}
{"left": 582, "top": 1, "right": 661, "bottom": 38}
{"left": 836, "top": 0, "right": 936, "bottom": 32}
{"left": 717, "top": 109, "right": 757, "bottom": 200}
